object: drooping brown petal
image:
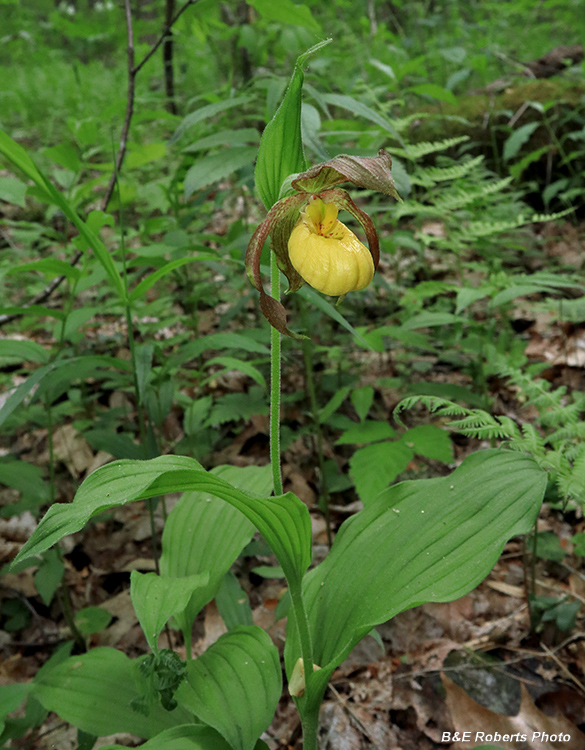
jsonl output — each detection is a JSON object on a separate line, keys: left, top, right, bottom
{"left": 259, "top": 288, "right": 308, "bottom": 340}
{"left": 320, "top": 188, "right": 380, "bottom": 269}
{"left": 291, "top": 149, "right": 401, "bottom": 200}
{"left": 245, "top": 191, "right": 309, "bottom": 338}
{"left": 245, "top": 192, "right": 308, "bottom": 293}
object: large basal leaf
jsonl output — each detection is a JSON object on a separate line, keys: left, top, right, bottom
{"left": 159, "top": 465, "right": 270, "bottom": 634}
{"left": 99, "top": 725, "right": 270, "bottom": 750}
{"left": 285, "top": 450, "right": 546, "bottom": 708}
{"left": 177, "top": 626, "right": 281, "bottom": 750}
{"left": 32, "top": 648, "right": 193, "bottom": 738}
{"left": 13, "top": 455, "right": 312, "bottom": 590}
{"left": 130, "top": 571, "right": 210, "bottom": 652}
{"left": 254, "top": 40, "right": 330, "bottom": 209}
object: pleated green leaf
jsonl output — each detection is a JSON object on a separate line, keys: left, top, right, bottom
{"left": 13, "top": 456, "right": 312, "bottom": 591}
{"left": 254, "top": 40, "right": 330, "bottom": 209}
{"left": 130, "top": 571, "right": 210, "bottom": 652}
{"left": 177, "top": 627, "right": 281, "bottom": 750}
{"left": 285, "top": 450, "right": 546, "bottom": 708}
{"left": 33, "top": 649, "right": 193, "bottom": 738}
{"left": 159, "top": 465, "right": 271, "bottom": 634}
{"left": 99, "top": 725, "right": 270, "bottom": 750}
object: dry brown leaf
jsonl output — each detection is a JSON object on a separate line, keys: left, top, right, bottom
{"left": 52, "top": 424, "right": 94, "bottom": 478}
{"left": 443, "top": 673, "right": 585, "bottom": 749}
{"left": 486, "top": 581, "right": 525, "bottom": 598}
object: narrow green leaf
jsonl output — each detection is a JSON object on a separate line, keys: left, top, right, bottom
{"left": 503, "top": 122, "right": 540, "bottom": 161}
{"left": 286, "top": 450, "right": 546, "bottom": 709}
{"left": 255, "top": 40, "right": 331, "bottom": 209}
{"left": 0, "top": 128, "right": 126, "bottom": 301}
{"left": 14, "top": 457, "right": 312, "bottom": 593}
{"left": 129, "top": 256, "right": 216, "bottom": 302}
{"left": 178, "top": 627, "right": 281, "bottom": 750}
{"left": 204, "top": 356, "right": 267, "bottom": 390}
{"left": 130, "top": 571, "right": 210, "bottom": 652}
{"left": 409, "top": 83, "right": 458, "bottom": 105}
{"left": 0, "top": 340, "right": 50, "bottom": 364}
{"left": 170, "top": 96, "right": 253, "bottom": 144}
{"left": 33, "top": 649, "right": 193, "bottom": 738}
{"left": 298, "top": 286, "right": 374, "bottom": 349}
{"left": 184, "top": 146, "right": 257, "bottom": 198}
{"left": 7, "top": 258, "right": 81, "bottom": 281}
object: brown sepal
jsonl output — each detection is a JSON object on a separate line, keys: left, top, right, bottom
{"left": 291, "top": 149, "right": 401, "bottom": 201}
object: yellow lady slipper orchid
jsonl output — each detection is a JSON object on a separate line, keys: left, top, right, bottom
{"left": 288, "top": 198, "right": 374, "bottom": 297}
{"left": 245, "top": 149, "right": 400, "bottom": 338}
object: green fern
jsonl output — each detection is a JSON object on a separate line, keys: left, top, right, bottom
{"left": 388, "top": 136, "right": 469, "bottom": 161}
{"left": 410, "top": 156, "right": 485, "bottom": 187}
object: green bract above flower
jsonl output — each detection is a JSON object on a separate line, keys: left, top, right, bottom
{"left": 245, "top": 149, "right": 400, "bottom": 338}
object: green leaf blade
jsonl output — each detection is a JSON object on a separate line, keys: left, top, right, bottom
{"left": 178, "top": 626, "right": 281, "bottom": 750}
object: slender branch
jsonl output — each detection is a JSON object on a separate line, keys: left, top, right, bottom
{"left": 0, "top": 0, "right": 198, "bottom": 329}
{"left": 133, "top": 0, "right": 197, "bottom": 75}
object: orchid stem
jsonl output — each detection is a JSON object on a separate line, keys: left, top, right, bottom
{"left": 270, "top": 252, "right": 283, "bottom": 496}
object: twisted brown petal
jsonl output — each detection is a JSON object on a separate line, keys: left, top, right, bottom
{"left": 291, "top": 149, "right": 401, "bottom": 200}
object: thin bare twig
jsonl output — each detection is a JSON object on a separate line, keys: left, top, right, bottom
{"left": 0, "top": 0, "right": 198, "bottom": 328}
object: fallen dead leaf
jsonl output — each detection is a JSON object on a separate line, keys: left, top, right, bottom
{"left": 487, "top": 581, "right": 525, "bottom": 598}
{"left": 443, "top": 673, "right": 585, "bottom": 749}
{"left": 52, "top": 424, "right": 95, "bottom": 478}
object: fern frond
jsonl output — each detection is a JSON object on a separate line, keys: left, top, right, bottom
{"left": 410, "top": 156, "right": 485, "bottom": 187}
{"left": 433, "top": 178, "right": 513, "bottom": 213}
{"left": 557, "top": 447, "right": 585, "bottom": 501}
{"left": 389, "top": 136, "right": 469, "bottom": 161}
{"left": 393, "top": 395, "right": 471, "bottom": 427}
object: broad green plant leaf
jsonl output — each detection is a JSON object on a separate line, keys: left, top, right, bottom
{"left": 184, "top": 146, "right": 258, "bottom": 198}
{"left": 178, "top": 626, "right": 281, "bottom": 750}
{"left": 255, "top": 40, "right": 331, "bottom": 209}
{"left": 286, "top": 450, "right": 546, "bottom": 710}
{"left": 6, "top": 258, "right": 81, "bottom": 282}
{"left": 13, "top": 456, "right": 312, "bottom": 592}
{"left": 0, "top": 128, "right": 126, "bottom": 300}
{"left": 203, "top": 356, "right": 266, "bottom": 390}
{"left": 33, "top": 648, "right": 193, "bottom": 738}
{"left": 159, "top": 465, "right": 270, "bottom": 636}
{"left": 74, "top": 607, "right": 113, "bottom": 635}
{"left": 170, "top": 96, "right": 253, "bottom": 144}
{"left": 336, "top": 421, "right": 395, "bottom": 445}
{"left": 322, "top": 94, "right": 401, "bottom": 140}
{"left": 349, "top": 439, "right": 413, "bottom": 504}
{"left": 99, "top": 725, "right": 270, "bottom": 750}
{"left": 130, "top": 571, "right": 210, "bottom": 652}
{"left": 247, "top": 0, "right": 321, "bottom": 33}
{"left": 216, "top": 572, "right": 254, "bottom": 630}
{"left": 0, "top": 684, "right": 31, "bottom": 734}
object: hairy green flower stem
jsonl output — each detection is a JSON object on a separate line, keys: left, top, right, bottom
{"left": 268, "top": 262, "right": 321, "bottom": 748}
{"left": 269, "top": 253, "right": 283, "bottom": 496}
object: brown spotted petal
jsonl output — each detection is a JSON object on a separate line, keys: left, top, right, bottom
{"left": 319, "top": 188, "right": 380, "bottom": 269}
{"left": 291, "top": 149, "right": 400, "bottom": 200}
